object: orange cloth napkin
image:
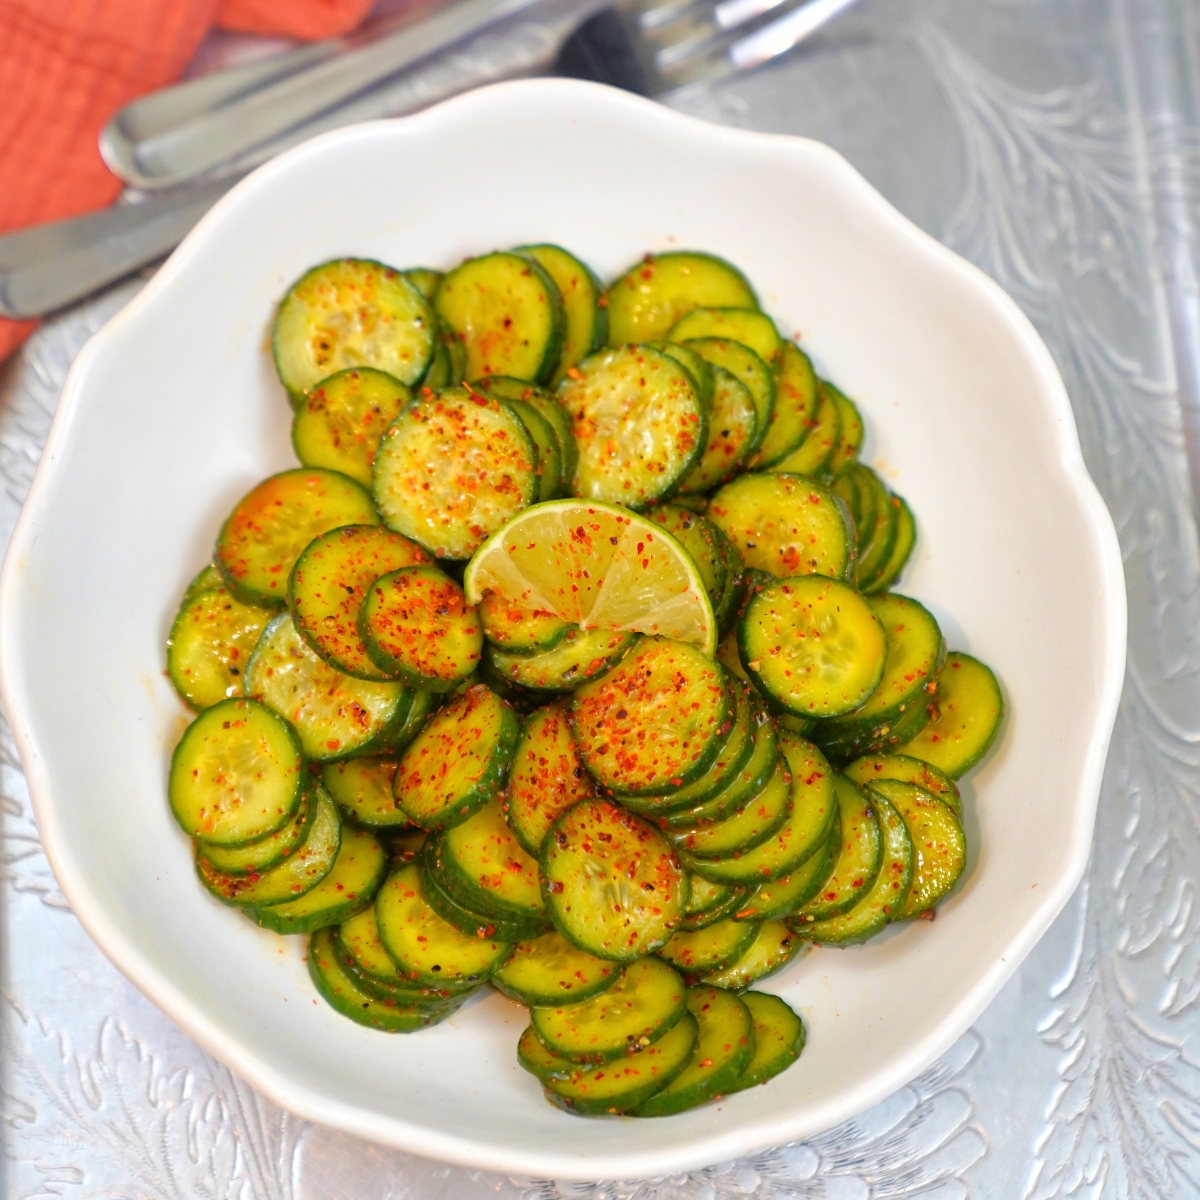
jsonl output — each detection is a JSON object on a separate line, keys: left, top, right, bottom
{"left": 0, "top": 0, "right": 375, "bottom": 362}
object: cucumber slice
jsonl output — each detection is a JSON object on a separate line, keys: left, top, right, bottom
{"left": 897, "top": 652, "right": 1003, "bottom": 778}
{"left": 825, "top": 383, "right": 864, "bottom": 475}
{"left": 727, "top": 991, "right": 805, "bottom": 1092}
{"left": 393, "top": 684, "right": 519, "bottom": 832}
{"left": 372, "top": 387, "right": 539, "bottom": 561}
{"left": 683, "top": 734, "right": 837, "bottom": 885}
{"left": 197, "top": 784, "right": 340, "bottom": 907}
{"left": 647, "top": 342, "right": 715, "bottom": 412}
{"left": 254, "top": 822, "right": 386, "bottom": 934}
{"left": 542, "top": 1013, "right": 699, "bottom": 1115}
{"left": 291, "top": 367, "right": 410, "bottom": 488}
{"left": 739, "top": 575, "right": 887, "bottom": 719}
{"left": 683, "top": 338, "right": 774, "bottom": 454}
{"left": 680, "top": 875, "right": 748, "bottom": 931}
{"left": 678, "top": 366, "right": 757, "bottom": 494}
{"left": 541, "top": 798, "right": 685, "bottom": 960}
{"left": 507, "top": 396, "right": 563, "bottom": 501}
{"left": 752, "top": 343, "right": 817, "bottom": 468}
{"left": 732, "top": 808, "right": 841, "bottom": 921}
{"left": 708, "top": 473, "right": 852, "bottom": 581}
{"left": 309, "top": 928, "right": 461, "bottom": 1032}
{"left": 169, "top": 698, "right": 303, "bottom": 846}
{"left": 403, "top": 268, "right": 442, "bottom": 301}
{"left": 391, "top": 687, "right": 435, "bottom": 752}
{"left": 864, "top": 494, "right": 916, "bottom": 595}
{"left": 518, "top": 244, "right": 607, "bottom": 387}
{"left": 389, "top": 828, "right": 428, "bottom": 866}
{"left": 435, "top": 796, "right": 545, "bottom": 924}
{"left": 633, "top": 986, "right": 755, "bottom": 1116}
{"left": 867, "top": 779, "right": 966, "bottom": 918}
{"left": 701, "top": 920, "right": 805, "bottom": 990}
{"left": 645, "top": 505, "right": 729, "bottom": 608}
{"left": 557, "top": 345, "right": 705, "bottom": 508}
{"left": 216, "top": 468, "right": 379, "bottom": 607}
{"left": 332, "top": 931, "right": 464, "bottom": 1009}
{"left": 673, "top": 756, "right": 792, "bottom": 860}
{"left": 832, "top": 466, "right": 867, "bottom": 549}
{"left": 506, "top": 704, "right": 595, "bottom": 856}
{"left": 420, "top": 847, "right": 546, "bottom": 942}
{"left": 488, "top": 627, "right": 633, "bottom": 692}
{"left": 849, "top": 467, "right": 897, "bottom": 588}
{"left": 657, "top": 917, "right": 760, "bottom": 976}
{"left": 805, "top": 791, "right": 914, "bottom": 942}
{"left": 375, "top": 863, "right": 512, "bottom": 987}
{"left": 337, "top": 905, "right": 449, "bottom": 996}
{"left": 791, "top": 775, "right": 883, "bottom": 924}
{"left": 435, "top": 252, "right": 565, "bottom": 384}
{"left": 475, "top": 376, "right": 579, "bottom": 486}
{"left": 182, "top": 562, "right": 223, "bottom": 606}
{"left": 491, "top": 930, "right": 620, "bottom": 1007}
{"left": 769, "top": 379, "right": 840, "bottom": 476}
{"left": 322, "top": 756, "right": 410, "bottom": 829}
{"left": 531, "top": 956, "right": 687, "bottom": 1063}
{"left": 813, "top": 593, "right": 945, "bottom": 757}
{"left": 273, "top": 259, "right": 435, "bottom": 399}
{"left": 166, "top": 576, "right": 273, "bottom": 710}
{"left": 358, "top": 565, "right": 483, "bottom": 691}
{"left": 605, "top": 251, "right": 758, "bottom": 344}
{"left": 289, "top": 524, "right": 430, "bottom": 680}
{"left": 245, "top": 612, "right": 411, "bottom": 761}
{"left": 844, "top": 753, "right": 961, "bottom": 820}
{"left": 478, "top": 591, "right": 574, "bottom": 656}
{"left": 198, "top": 787, "right": 316, "bottom": 876}
{"left": 518, "top": 1024, "right": 584, "bottom": 1083}
{"left": 571, "top": 637, "right": 729, "bottom": 795}
{"left": 669, "top": 308, "right": 782, "bottom": 367}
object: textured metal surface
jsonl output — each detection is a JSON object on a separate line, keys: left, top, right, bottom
{"left": 4, "top": 0, "right": 1200, "bottom": 1194}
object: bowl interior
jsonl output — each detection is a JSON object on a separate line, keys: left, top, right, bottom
{"left": 0, "top": 80, "right": 1123, "bottom": 1179}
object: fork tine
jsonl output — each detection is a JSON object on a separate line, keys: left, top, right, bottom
{"left": 727, "top": 0, "right": 862, "bottom": 68}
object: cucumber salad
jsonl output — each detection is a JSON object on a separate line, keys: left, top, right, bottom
{"left": 166, "top": 246, "right": 1004, "bottom": 1118}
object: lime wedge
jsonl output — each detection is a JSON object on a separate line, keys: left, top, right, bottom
{"left": 464, "top": 500, "right": 716, "bottom": 654}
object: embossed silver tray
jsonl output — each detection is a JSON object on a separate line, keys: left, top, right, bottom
{"left": 4, "top": 0, "right": 1199, "bottom": 1195}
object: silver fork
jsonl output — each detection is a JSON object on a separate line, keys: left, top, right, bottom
{"left": 0, "top": 0, "right": 861, "bottom": 321}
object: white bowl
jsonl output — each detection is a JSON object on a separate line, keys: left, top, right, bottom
{"left": 0, "top": 79, "right": 1125, "bottom": 1180}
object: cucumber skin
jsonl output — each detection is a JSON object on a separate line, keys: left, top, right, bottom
{"left": 420, "top": 850, "right": 547, "bottom": 943}
{"left": 726, "top": 992, "right": 806, "bottom": 1092}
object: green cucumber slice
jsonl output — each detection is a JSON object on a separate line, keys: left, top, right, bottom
{"left": 645, "top": 505, "right": 729, "bottom": 608}
{"left": 680, "top": 875, "right": 750, "bottom": 931}
{"left": 769, "top": 379, "right": 840, "bottom": 476}
{"left": 245, "top": 612, "right": 411, "bottom": 761}
{"left": 708, "top": 473, "right": 852, "bottom": 581}
{"left": 700, "top": 920, "right": 805, "bottom": 990}
{"left": 531, "top": 957, "right": 687, "bottom": 1063}
{"left": 478, "top": 590, "right": 574, "bottom": 656}
{"left": 825, "top": 383, "right": 864, "bottom": 475}
{"left": 435, "top": 252, "right": 564, "bottom": 383}
{"left": 507, "top": 396, "right": 563, "bottom": 501}
{"left": 337, "top": 905, "right": 447, "bottom": 996}
{"left": 273, "top": 259, "right": 435, "bottom": 399}
{"left": 505, "top": 704, "right": 595, "bottom": 856}
{"left": 169, "top": 698, "right": 303, "bottom": 846}
{"left": 678, "top": 366, "right": 757, "bottom": 494}
{"left": 254, "top": 822, "right": 386, "bottom": 934}
{"left": 541, "top": 798, "right": 685, "bottom": 961}
{"left": 182, "top": 563, "right": 223, "bottom": 605}
{"left": 897, "top": 652, "right": 1003, "bottom": 778}
{"left": 657, "top": 917, "right": 760, "bottom": 975}
{"left": 844, "top": 753, "right": 961, "bottom": 820}
{"left": 289, "top": 524, "right": 430, "bottom": 680}
{"left": 332, "top": 931, "right": 463, "bottom": 1009}
{"left": 849, "top": 467, "right": 897, "bottom": 588}
{"left": 571, "top": 636, "right": 729, "bottom": 795}
{"left": 517, "top": 244, "right": 607, "bottom": 387}
{"left": 647, "top": 341, "right": 715, "bottom": 412}
{"left": 491, "top": 930, "right": 621, "bottom": 1007}
{"left": 731, "top": 807, "right": 841, "bottom": 921}
{"left": 166, "top": 577, "right": 273, "bottom": 711}
{"left": 673, "top": 756, "right": 792, "bottom": 860}
{"left": 488, "top": 627, "right": 633, "bottom": 692}
{"left": 198, "top": 787, "right": 315, "bottom": 876}
{"left": 197, "top": 784, "right": 340, "bottom": 907}
{"left": 420, "top": 847, "right": 546, "bottom": 942}
{"left": 605, "top": 251, "right": 758, "bottom": 344}
{"left": 375, "top": 863, "right": 512, "bottom": 987}
{"left": 393, "top": 684, "right": 519, "bottom": 832}
{"left": 403, "top": 268, "right": 442, "bottom": 301}
{"left": 372, "top": 387, "right": 539, "bottom": 561}
{"left": 752, "top": 343, "right": 817, "bottom": 468}
{"left": 633, "top": 986, "right": 755, "bottom": 1116}
{"left": 475, "top": 376, "right": 578, "bottom": 486}
{"left": 805, "top": 791, "right": 914, "bottom": 942}
{"left": 683, "top": 338, "right": 774, "bottom": 454}
{"left": 216, "top": 468, "right": 379, "bottom": 607}
{"left": 358, "top": 565, "right": 482, "bottom": 691}
{"left": 518, "top": 1024, "right": 584, "bottom": 1083}
{"left": 557, "top": 345, "right": 705, "bottom": 508}
{"left": 791, "top": 775, "right": 883, "bottom": 924}
{"left": 669, "top": 308, "right": 782, "bottom": 366}
{"left": 727, "top": 991, "right": 805, "bottom": 1091}
{"left": 542, "top": 1013, "right": 698, "bottom": 1115}
{"left": 739, "top": 575, "right": 888, "bottom": 719}
{"left": 321, "top": 756, "right": 410, "bottom": 829}
{"left": 864, "top": 494, "right": 916, "bottom": 595}
{"left": 290, "top": 367, "right": 410, "bottom": 488}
